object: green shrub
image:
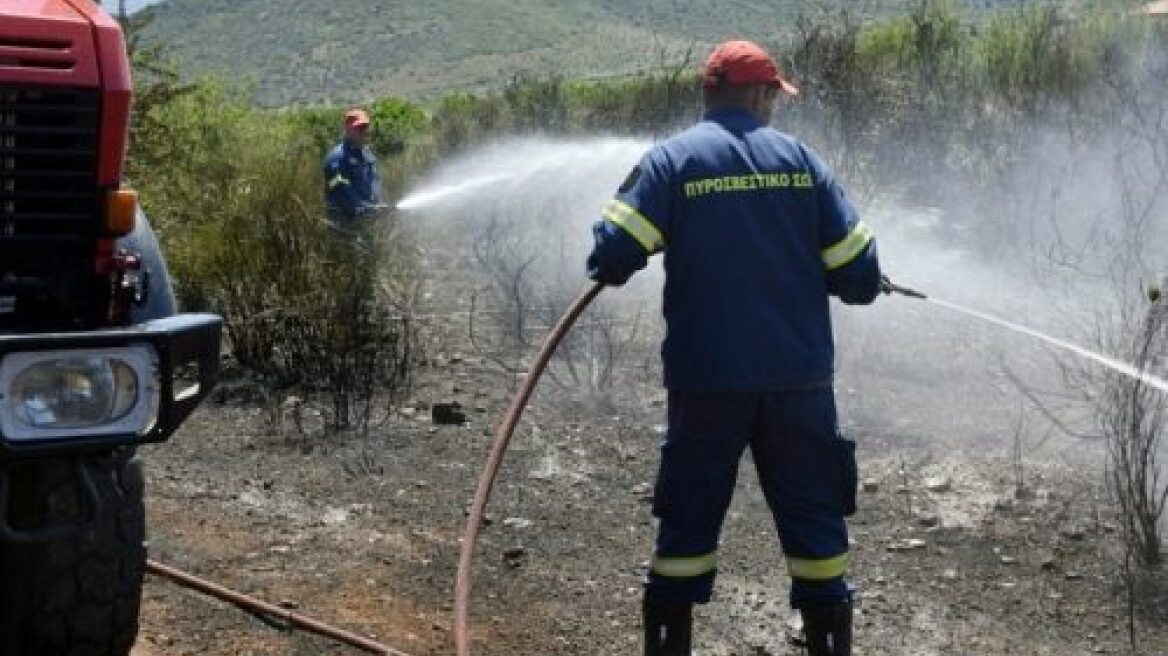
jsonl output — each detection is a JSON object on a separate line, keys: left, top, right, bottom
{"left": 503, "top": 74, "right": 569, "bottom": 132}
{"left": 285, "top": 105, "right": 346, "bottom": 155}
{"left": 430, "top": 92, "right": 506, "bottom": 154}
{"left": 288, "top": 98, "right": 429, "bottom": 156}
{"left": 367, "top": 97, "right": 429, "bottom": 154}
{"left": 565, "top": 73, "right": 702, "bottom": 134}
{"left": 981, "top": 6, "right": 1115, "bottom": 114}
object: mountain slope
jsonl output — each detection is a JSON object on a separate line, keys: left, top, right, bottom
{"left": 141, "top": 0, "right": 924, "bottom": 106}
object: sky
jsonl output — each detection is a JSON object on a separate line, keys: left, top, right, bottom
{"left": 115, "top": 0, "right": 167, "bottom": 13}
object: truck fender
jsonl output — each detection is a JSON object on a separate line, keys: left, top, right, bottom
{"left": 117, "top": 209, "right": 177, "bottom": 322}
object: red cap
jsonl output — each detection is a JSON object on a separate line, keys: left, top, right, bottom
{"left": 344, "top": 108, "right": 371, "bottom": 128}
{"left": 703, "top": 40, "right": 798, "bottom": 96}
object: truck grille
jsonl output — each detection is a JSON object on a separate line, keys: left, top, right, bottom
{"left": 0, "top": 35, "right": 76, "bottom": 72}
{"left": 0, "top": 85, "right": 100, "bottom": 275}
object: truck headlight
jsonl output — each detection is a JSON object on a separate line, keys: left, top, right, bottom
{"left": 0, "top": 346, "right": 159, "bottom": 441}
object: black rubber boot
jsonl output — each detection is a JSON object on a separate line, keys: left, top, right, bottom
{"left": 800, "top": 600, "right": 852, "bottom": 656}
{"left": 642, "top": 594, "right": 693, "bottom": 656}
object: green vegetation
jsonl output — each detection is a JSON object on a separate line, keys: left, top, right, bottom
{"left": 129, "top": 0, "right": 1163, "bottom": 328}
{"left": 138, "top": 0, "right": 946, "bottom": 105}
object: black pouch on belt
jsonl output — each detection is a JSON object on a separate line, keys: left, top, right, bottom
{"left": 834, "top": 437, "right": 858, "bottom": 516}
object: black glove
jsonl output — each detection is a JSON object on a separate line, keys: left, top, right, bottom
{"left": 586, "top": 254, "right": 633, "bottom": 287}
{"left": 880, "top": 274, "right": 893, "bottom": 295}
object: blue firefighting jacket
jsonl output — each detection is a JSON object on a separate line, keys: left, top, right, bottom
{"left": 323, "top": 140, "right": 381, "bottom": 220}
{"left": 587, "top": 108, "right": 881, "bottom": 391}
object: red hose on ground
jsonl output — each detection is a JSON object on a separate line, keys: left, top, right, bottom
{"left": 454, "top": 282, "right": 605, "bottom": 656}
{"left": 146, "top": 559, "right": 416, "bottom": 656}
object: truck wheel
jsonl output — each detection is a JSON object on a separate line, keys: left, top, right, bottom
{"left": 0, "top": 455, "right": 147, "bottom": 656}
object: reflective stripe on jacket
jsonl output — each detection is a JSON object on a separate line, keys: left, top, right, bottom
{"left": 323, "top": 140, "right": 381, "bottom": 219}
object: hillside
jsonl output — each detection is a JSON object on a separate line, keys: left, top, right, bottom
{"left": 141, "top": 0, "right": 931, "bottom": 106}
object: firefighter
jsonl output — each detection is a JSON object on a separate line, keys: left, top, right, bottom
{"left": 323, "top": 108, "right": 385, "bottom": 228}
{"left": 586, "top": 40, "right": 882, "bottom": 656}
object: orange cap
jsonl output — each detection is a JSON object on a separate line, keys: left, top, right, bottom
{"left": 703, "top": 40, "right": 799, "bottom": 96}
{"left": 344, "top": 108, "right": 371, "bottom": 128}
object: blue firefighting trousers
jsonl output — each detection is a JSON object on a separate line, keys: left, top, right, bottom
{"left": 646, "top": 388, "right": 857, "bottom": 608}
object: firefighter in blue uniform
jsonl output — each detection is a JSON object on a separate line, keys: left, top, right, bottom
{"left": 323, "top": 108, "right": 384, "bottom": 227}
{"left": 586, "top": 41, "right": 882, "bottom": 656}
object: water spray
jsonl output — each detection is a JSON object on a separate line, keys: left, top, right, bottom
{"left": 879, "top": 276, "right": 1168, "bottom": 394}
{"left": 926, "top": 296, "right": 1168, "bottom": 394}
{"left": 395, "top": 174, "right": 514, "bottom": 212}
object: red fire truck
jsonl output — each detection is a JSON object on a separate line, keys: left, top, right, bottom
{"left": 1, "top": 2, "right": 221, "bottom": 654}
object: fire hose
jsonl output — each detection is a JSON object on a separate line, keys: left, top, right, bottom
{"left": 145, "top": 559, "right": 416, "bottom": 656}
{"left": 455, "top": 282, "right": 604, "bottom": 656}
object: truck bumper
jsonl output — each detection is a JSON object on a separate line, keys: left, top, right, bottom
{"left": 0, "top": 313, "right": 222, "bottom": 459}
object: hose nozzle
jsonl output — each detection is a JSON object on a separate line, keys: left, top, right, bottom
{"left": 880, "top": 275, "right": 927, "bottom": 299}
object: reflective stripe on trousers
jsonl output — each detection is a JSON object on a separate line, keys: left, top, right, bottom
{"left": 646, "top": 389, "right": 852, "bottom": 606}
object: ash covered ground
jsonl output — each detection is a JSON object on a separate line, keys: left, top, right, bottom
{"left": 132, "top": 264, "right": 1168, "bottom": 655}
{"left": 131, "top": 366, "right": 1168, "bottom": 655}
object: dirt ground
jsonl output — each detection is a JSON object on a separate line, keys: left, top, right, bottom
{"left": 129, "top": 338, "right": 1168, "bottom": 656}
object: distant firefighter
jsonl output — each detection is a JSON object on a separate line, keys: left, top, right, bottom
{"left": 323, "top": 108, "right": 386, "bottom": 228}
{"left": 586, "top": 40, "right": 883, "bottom": 656}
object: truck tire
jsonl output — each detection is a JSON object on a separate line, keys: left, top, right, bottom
{"left": 0, "top": 455, "right": 147, "bottom": 656}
